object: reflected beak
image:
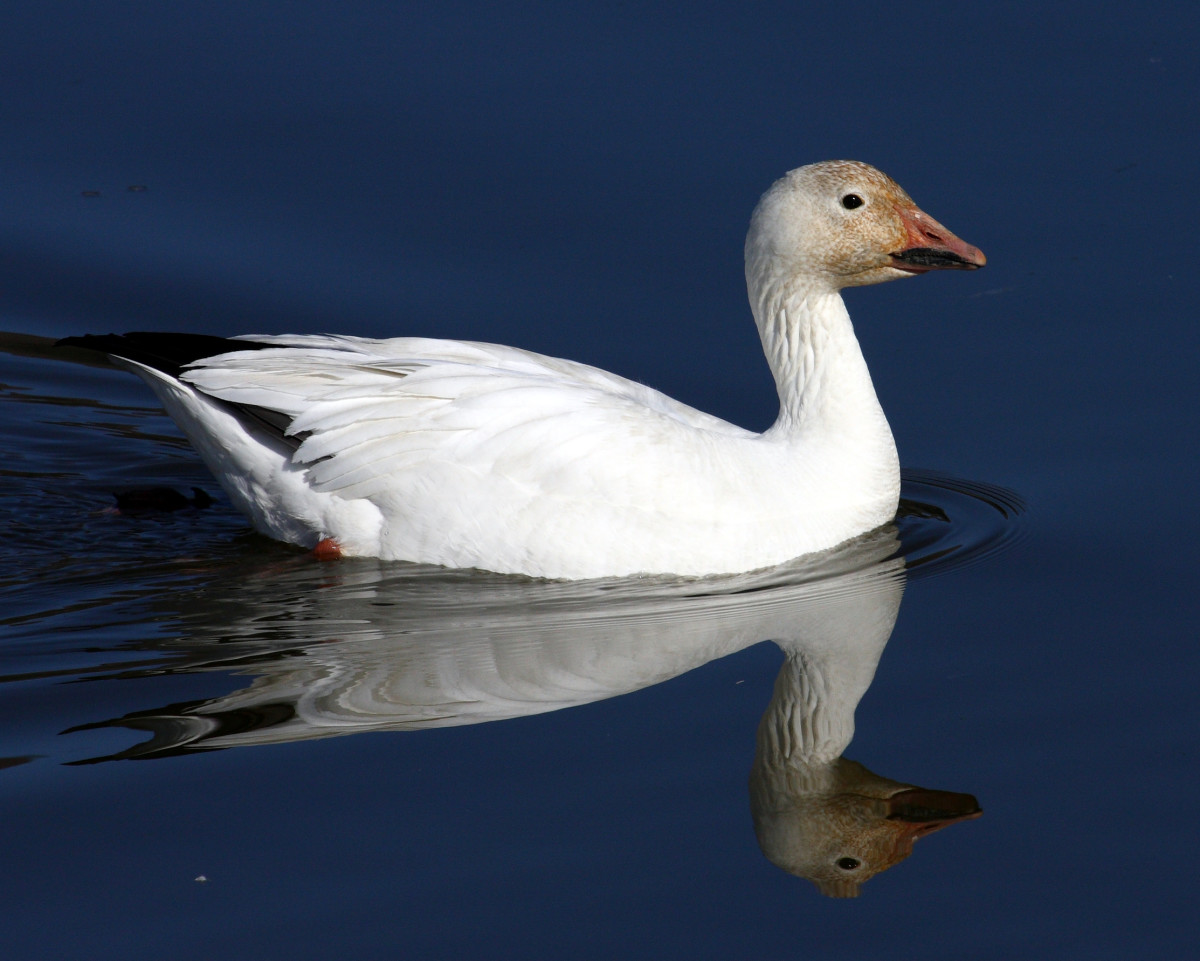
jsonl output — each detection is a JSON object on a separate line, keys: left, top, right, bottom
{"left": 890, "top": 205, "right": 986, "bottom": 272}
{"left": 885, "top": 786, "right": 983, "bottom": 837}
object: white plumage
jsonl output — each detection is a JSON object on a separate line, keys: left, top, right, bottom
{"left": 78, "top": 161, "right": 984, "bottom": 578}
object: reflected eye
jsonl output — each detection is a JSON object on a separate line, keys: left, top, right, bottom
{"left": 836, "top": 857, "right": 861, "bottom": 871}
{"left": 841, "top": 194, "right": 864, "bottom": 210}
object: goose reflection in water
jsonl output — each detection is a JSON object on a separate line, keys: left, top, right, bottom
{"left": 748, "top": 585, "right": 981, "bottom": 897}
{"left": 67, "top": 508, "right": 992, "bottom": 897}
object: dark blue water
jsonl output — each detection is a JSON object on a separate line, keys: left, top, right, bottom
{"left": 3, "top": 3, "right": 1198, "bottom": 958}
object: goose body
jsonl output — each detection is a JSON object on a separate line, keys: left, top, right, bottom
{"left": 62, "top": 161, "right": 983, "bottom": 579}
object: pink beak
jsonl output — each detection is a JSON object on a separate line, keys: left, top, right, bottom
{"left": 890, "top": 205, "right": 986, "bottom": 273}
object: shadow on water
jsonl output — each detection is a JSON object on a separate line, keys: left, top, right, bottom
{"left": 0, "top": 342, "right": 1022, "bottom": 897}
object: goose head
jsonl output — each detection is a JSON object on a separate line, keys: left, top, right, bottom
{"left": 745, "top": 160, "right": 985, "bottom": 294}
{"left": 750, "top": 757, "right": 983, "bottom": 898}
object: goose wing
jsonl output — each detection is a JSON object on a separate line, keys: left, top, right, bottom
{"left": 182, "top": 334, "right": 753, "bottom": 502}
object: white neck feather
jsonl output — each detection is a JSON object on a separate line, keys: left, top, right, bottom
{"left": 748, "top": 269, "right": 892, "bottom": 450}
{"left": 739, "top": 249, "right": 902, "bottom": 566}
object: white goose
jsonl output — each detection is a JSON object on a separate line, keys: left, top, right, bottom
{"left": 62, "top": 161, "right": 984, "bottom": 579}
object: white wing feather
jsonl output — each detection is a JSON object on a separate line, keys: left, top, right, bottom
{"left": 176, "top": 335, "right": 768, "bottom": 575}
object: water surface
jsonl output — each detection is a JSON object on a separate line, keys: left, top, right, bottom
{"left": 2, "top": 3, "right": 1198, "bottom": 959}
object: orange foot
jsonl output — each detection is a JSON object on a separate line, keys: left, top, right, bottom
{"left": 312, "top": 537, "right": 344, "bottom": 561}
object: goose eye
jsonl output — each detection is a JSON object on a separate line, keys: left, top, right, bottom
{"left": 841, "top": 194, "right": 864, "bottom": 210}
{"left": 836, "top": 857, "right": 861, "bottom": 871}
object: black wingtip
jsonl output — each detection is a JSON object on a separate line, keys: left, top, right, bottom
{"left": 56, "top": 332, "right": 270, "bottom": 378}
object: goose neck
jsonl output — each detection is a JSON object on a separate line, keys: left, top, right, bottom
{"left": 751, "top": 279, "right": 883, "bottom": 438}
{"left": 755, "top": 649, "right": 862, "bottom": 768}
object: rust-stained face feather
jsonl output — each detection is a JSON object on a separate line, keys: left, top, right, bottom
{"left": 746, "top": 160, "right": 983, "bottom": 291}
